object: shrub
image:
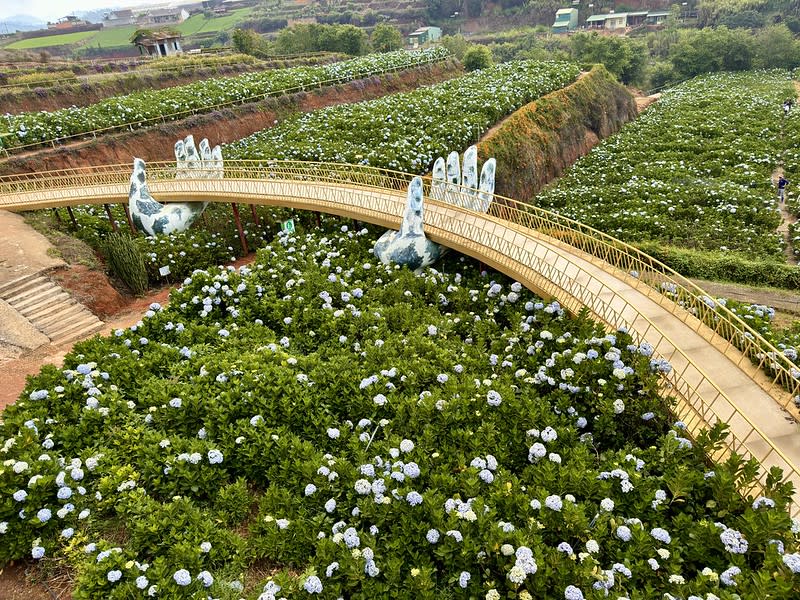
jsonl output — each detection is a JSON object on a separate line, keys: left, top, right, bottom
{"left": 104, "top": 232, "right": 149, "bottom": 295}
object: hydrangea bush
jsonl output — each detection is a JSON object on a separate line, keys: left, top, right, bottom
{"left": 537, "top": 70, "right": 794, "bottom": 261}
{"left": 225, "top": 60, "right": 580, "bottom": 173}
{"left": 42, "top": 203, "right": 300, "bottom": 285}
{"left": 1, "top": 221, "right": 798, "bottom": 599}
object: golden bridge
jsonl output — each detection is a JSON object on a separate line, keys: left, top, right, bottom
{"left": 2, "top": 159, "right": 799, "bottom": 515}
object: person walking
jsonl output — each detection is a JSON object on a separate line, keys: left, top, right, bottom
{"left": 778, "top": 175, "right": 789, "bottom": 204}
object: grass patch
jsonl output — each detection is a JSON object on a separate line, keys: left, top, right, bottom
{"left": 88, "top": 25, "right": 139, "bottom": 49}
{"left": 177, "top": 8, "right": 254, "bottom": 35}
{"left": 4, "top": 30, "right": 97, "bottom": 50}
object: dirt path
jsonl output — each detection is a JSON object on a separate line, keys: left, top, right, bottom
{"left": 772, "top": 151, "right": 798, "bottom": 267}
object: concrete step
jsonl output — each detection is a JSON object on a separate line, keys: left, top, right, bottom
{"left": 48, "top": 314, "right": 105, "bottom": 345}
{"left": 4, "top": 279, "right": 55, "bottom": 306}
{"left": 0, "top": 271, "right": 105, "bottom": 347}
{"left": 9, "top": 285, "right": 72, "bottom": 314}
{"left": 0, "top": 273, "right": 40, "bottom": 298}
{"left": 35, "top": 303, "right": 86, "bottom": 330}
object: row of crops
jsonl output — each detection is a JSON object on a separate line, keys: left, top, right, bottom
{"left": 536, "top": 70, "right": 793, "bottom": 262}
{"left": 225, "top": 60, "right": 581, "bottom": 173}
{"left": 1, "top": 221, "right": 798, "bottom": 599}
{"left": 0, "top": 47, "right": 450, "bottom": 152}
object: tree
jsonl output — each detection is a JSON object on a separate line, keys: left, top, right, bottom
{"left": 754, "top": 25, "right": 800, "bottom": 69}
{"left": 570, "top": 33, "right": 645, "bottom": 86}
{"left": 462, "top": 45, "right": 493, "bottom": 71}
{"left": 232, "top": 28, "right": 264, "bottom": 56}
{"left": 371, "top": 24, "right": 403, "bottom": 53}
{"left": 440, "top": 34, "right": 469, "bottom": 60}
{"left": 669, "top": 27, "right": 754, "bottom": 78}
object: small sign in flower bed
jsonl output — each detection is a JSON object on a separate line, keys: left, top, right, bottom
{"left": 1, "top": 221, "right": 798, "bottom": 599}
{"left": 224, "top": 60, "right": 581, "bottom": 174}
{"left": 537, "top": 71, "right": 794, "bottom": 262}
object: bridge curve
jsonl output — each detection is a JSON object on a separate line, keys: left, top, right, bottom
{"left": 2, "top": 160, "right": 800, "bottom": 514}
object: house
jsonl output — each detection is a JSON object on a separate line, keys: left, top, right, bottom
{"left": 144, "top": 8, "right": 190, "bottom": 25}
{"left": 585, "top": 11, "right": 658, "bottom": 30}
{"left": 408, "top": 26, "right": 442, "bottom": 48}
{"left": 134, "top": 31, "right": 184, "bottom": 57}
{"left": 104, "top": 9, "right": 136, "bottom": 28}
{"left": 48, "top": 15, "right": 89, "bottom": 30}
{"left": 552, "top": 8, "right": 578, "bottom": 33}
{"left": 646, "top": 11, "right": 670, "bottom": 25}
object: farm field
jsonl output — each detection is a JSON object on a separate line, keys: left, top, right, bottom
{"left": 0, "top": 8, "right": 254, "bottom": 51}
{"left": 225, "top": 60, "right": 581, "bottom": 172}
{"left": 1, "top": 44, "right": 800, "bottom": 598}
{"left": 4, "top": 31, "right": 98, "bottom": 50}
{"left": 176, "top": 8, "right": 254, "bottom": 36}
{"left": 0, "top": 47, "right": 450, "bottom": 151}
{"left": 536, "top": 71, "right": 793, "bottom": 263}
{"left": 1, "top": 219, "right": 798, "bottom": 598}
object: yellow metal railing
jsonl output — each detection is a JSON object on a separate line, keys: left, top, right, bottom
{"left": 1, "top": 160, "right": 799, "bottom": 514}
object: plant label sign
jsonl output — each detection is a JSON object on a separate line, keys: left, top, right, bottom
{"left": 282, "top": 219, "right": 295, "bottom": 233}
{"left": 159, "top": 265, "right": 171, "bottom": 277}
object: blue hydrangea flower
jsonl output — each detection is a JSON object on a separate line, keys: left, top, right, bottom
{"left": 650, "top": 527, "right": 672, "bottom": 544}
{"left": 564, "top": 585, "right": 584, "bottom": 600}
{"left": 486, "top": 390, "right": 502, "bottom": 406}
{"left": 616, "top": 525, "right": 632, "bottom": 542}
{"left": 720, "top": 566, "right": 741, "bottom": 586}
{"left": 406, "top": 491, "right": 423, "bottom": 506}
{"left": 458, "top": 571, "right": 471, "bottom": 588}
{"left": 107, "top": 570, "right": 122, "bottom": 583}
{"left": 36, "top": 508, "right": 51, "bottom": 523}
{"left": 545, "top": 494, "right": 562, "bottom": 511}
{"left": 304, "top": 575, "right": 323, "bottom": 593}
{"left": 426, "top": 529, "right": 440, "bottom": 544}
{"left": 173, "top": 569, "right": 191, "bottom": 586}
{"left": 197, "top": 571, "right": 214, "bottom": 587}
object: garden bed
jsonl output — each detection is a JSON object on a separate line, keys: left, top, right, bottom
{"left": 0, "top": 218, "right": 797, "bottom": 598}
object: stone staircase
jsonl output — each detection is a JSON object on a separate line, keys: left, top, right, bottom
{"left": 0, "top": 274, "right": 105, "bottom": 346}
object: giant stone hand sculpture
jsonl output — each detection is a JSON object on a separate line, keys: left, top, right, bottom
{"left": 430, "top": 144, "right": 495, "bottom": 213}
{"left": 374, "top": 145, "right": 497, "bottom": 271}
{"left": 373, "top": 176, "right": 443, "bottom": 272}
{"left": 129, "top": 135, "right": 222, "bottom": 236}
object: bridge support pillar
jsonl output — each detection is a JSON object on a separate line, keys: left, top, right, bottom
{"left": 231, "top": 203, "right": 248, "bottom": 256}
{"left": 122, "top": 205, "right": 136, "bottom": 234}
{"left": 104, "top": 204, "right": 118, "bottom": 232}
{"left": 66, "top": 206, "right": 78, "bottom": 230}
{"left": 250, "top": 204, "right": 259, "bottom": 226}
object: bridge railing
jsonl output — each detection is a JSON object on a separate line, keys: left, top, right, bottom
{"left": 484, "top": 196, "right": 800, "bottom": 415}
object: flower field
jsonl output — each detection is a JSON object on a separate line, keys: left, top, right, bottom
{"left": 536, "top": 71, "right": 794, "bottom": 262}
{"left": 718, "top": 299, "right": 800, "bottom": 367}
{"left": 46, "top": 202, "right": 291, "bottom": 286}
{"left": 224, "top": 61, "right": 580, "bottom": 173}
{"left": 0, "top": 48, "right": 449, "bottom": 151}
{"left": 1, "top": 220, "right": 798, "bottom": 599}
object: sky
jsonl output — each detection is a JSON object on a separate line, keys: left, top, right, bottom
{"left": 0, "top": 0, "right": 170, "bottom": 22}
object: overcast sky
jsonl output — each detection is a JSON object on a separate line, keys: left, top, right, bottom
{"left": 0, "top": 0, "right": 170, "bottom": 22}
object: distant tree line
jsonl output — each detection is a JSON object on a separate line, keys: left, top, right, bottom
{"left": 232, "top": 23, "right": 404, "bottom": 57}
